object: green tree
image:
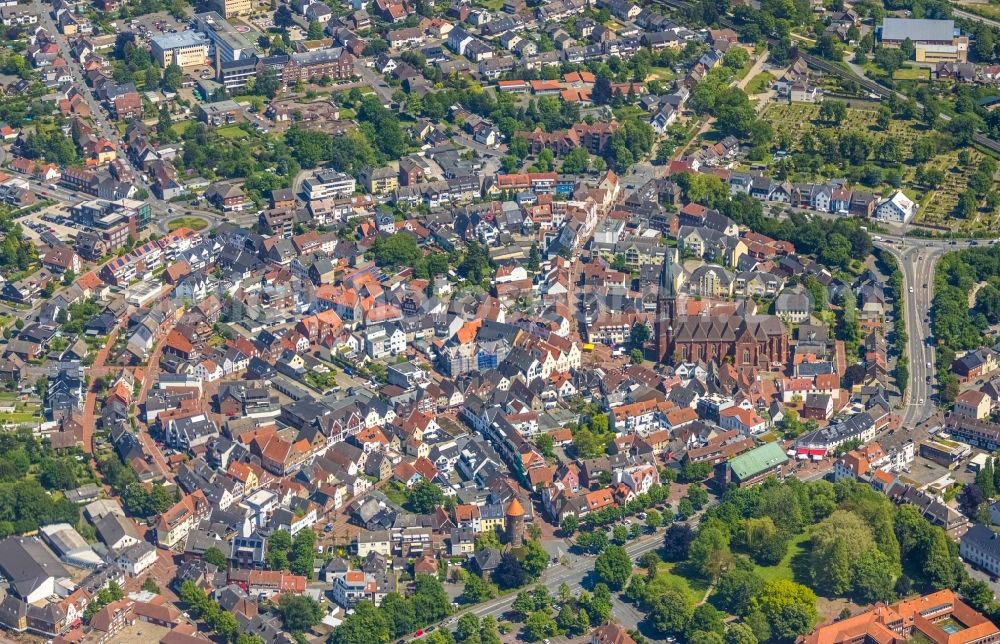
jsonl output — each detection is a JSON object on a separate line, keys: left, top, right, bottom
{"left": 738, "top": 517, "right": 787, "bottom": 566}
{"left": 521, "top": 540, "right": 550, "bottom": 578}
{"left": 203, "top": 546, "right": 227, "bottom": 569}
{"left": 216, "top": 612, "right": 239, "bottom": 641}
{"left": 852, "top": 547, "right": 898, "bottom": 603}
{"left": 595, "top": 545, "right": 632, "bottom": 589}
{"left": 713, "top": 567, "right": 765, "bottom": 617}
{"left": 646, "top": 509, "right": 663, "bottom": 531}
{"left": 371, "top": 234, "right": 421, "bottom": 270}
{"left": 328, "top": 601, "right": 390, "bottom": 644}
{"left": 256, "top": 67, "right": 281, "bottom": 99}
{"left": 688, "top": 524, "right": 732, "bottom": 581}
{"left": 381, "top": 593, "right": 417, "bottom": 637}
{"left": 680, "top": 460, "right": 712, "bottom": 483}
{"left": 512, "top": 591, "right": 536, "bottom": 619}
{"left": 650, "top": 590, "right": 690, "bottom": 636}
{"left": 278, "top": 594, "right": 323, "bottom": 632}
{"left": 724, "top": 623, "right": 759, "bottom": 644}
{"left": 876, "top": 105, "right": 891, "bottom": 130}
{"left": 924, "top": 529, "right": 959, "bottom": 589}
{"left": 723, "top": 47, "right": 750, "bottom": 70}
{"left": 410, "top": 479, "right": 445, "bottom": 513}
{"left": 456, "top": 614, "right": 481, "bottom": 641}
{"left": 811, "top": 510, "right": 873, "bottom": 595}
{"left": 457, "top": 241, "right": 494, "bottom": 284}
{"left": 162, "top": 63, "right": 183, "bottom": 91}
{"left": 573, "top": 427, "right": 607, "bottom": 458}
{"left": 687, "top": 604, "right": 726, "bottom": 638}
{"left": 460, "top": 573, "right": 497, "bottom": 603}
{"left": 562, "top": 147, "right": 590, "bottom": 174}
{"left": 494, "top": 553, "right": 529, "bottom": 589}
{"left": 630, "top": 322, "right": 651, "bottom": 348}
{"left": 751, "top": 580, "right": 818, "bottom": 641}
{"left": 524, "top": 611, "right": 558, "bottom": 641}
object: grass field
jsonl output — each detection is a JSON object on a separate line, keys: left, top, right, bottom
{"left": 892, "top": 66, "right": 930, "bottom": 81}
{"left": 646, "top": 561, "right": 711, "bottom": 607}
{"left": 646, "top": 66, "right": 676, "bottom": 82}
{"left": 753, "top": 531, "right": 811, "bottom": 583}
{"left": 382, "top": 481, "right": 410, "bottom": 508}
{"left": 215, "top": 125, "right": 249, "bottom": 140}
{"left": 168, "top": 216, "right": 209, "bottom": 231}
{"left": 745, "top": 71, "right": 775, "bottom": 95}
{"left": 169, "top": 120, "right": 194, "bottom": 136}
{"left": 233, "top": 94, "right": 266, "bottom": 104}
{"left": 0, "top": 396, "right": 43, "bottom": 428}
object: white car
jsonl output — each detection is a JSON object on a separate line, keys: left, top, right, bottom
{"left": 908, "top": 286, "right": 914, "bottom": 293}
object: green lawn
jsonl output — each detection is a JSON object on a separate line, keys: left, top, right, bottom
{"left": 753, "top": 531, "right": 811, "bottom": 583}
{"left": 745, "top": 71, "right": 774, "bottom": 95}
{"left": 382, "top": 482, "right": 410, "bottom": 508}
{"left": 233, "top": 94, "right": 266, "bottom": 104}
{"left": 167, "top": 216, "right": 209, "bottom": 231}
{"left": 215, "top": 125, "right": 249, "bottom": 140}
{"left": 892, "top": 66, "right": 930, "bottom": 81}
{"left": 170, "top": 120, "right": 195, "bottom": 136}
{"left": 646, "top": 562, "right": 711, "bottom": 607}
{"left": 646, "top": 66, "right": 675, "bottom": 82}
{"left": 0, "top": 398, "right": 43, "bottom": 427}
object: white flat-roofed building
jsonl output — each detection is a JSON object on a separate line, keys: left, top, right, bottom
{"left": 303, "top": 170, "right": 356, "bottom": 201}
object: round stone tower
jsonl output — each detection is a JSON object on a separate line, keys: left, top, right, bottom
{"left": 505, "top": 497, "right": 526, "bottom": 548}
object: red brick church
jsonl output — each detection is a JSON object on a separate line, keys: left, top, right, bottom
{"left": 656, "top": 249, "right": 789, "bottom": 369}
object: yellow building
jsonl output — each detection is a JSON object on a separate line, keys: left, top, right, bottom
{"left": 478, "top": 503, "right": 506, "bottom": 534}
{"left": 915, "top": 39, "right": 968, "bottom": 63}
{"left": 213, "top": 0, "right": 252, "bottom": 18}
{"left": 362, "top": 165, "right": 399, "bottom": 196}
{"left": 151, "top": 32, "right": 209, "bottom": 68}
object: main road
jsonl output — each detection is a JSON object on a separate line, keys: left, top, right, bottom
{"left": 465, "top": 530, "right": 666, "bottom": 632}
{"left": 873, "top": 234, "right": 982, "bottom": 426}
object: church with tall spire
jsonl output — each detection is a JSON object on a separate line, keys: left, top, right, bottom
{"left": 656, "top": 248, "right": 682, "bottom": 364}
{"left": 655, "top": 249, "right": 789, "bottom": 370}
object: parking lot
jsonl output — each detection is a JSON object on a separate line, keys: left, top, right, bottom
{"left": 126, "top": 11, "right": 190, "bottom": 42}
{"left": 19, "top": 206, "right": 78, "bottom": 244}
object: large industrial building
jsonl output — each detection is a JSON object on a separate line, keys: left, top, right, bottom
{"left": 878, "top": 18, "right": 968, "bottom": 63}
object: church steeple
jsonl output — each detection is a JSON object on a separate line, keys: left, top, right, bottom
{"left": 659, "top": 247, "right": 677, "bottom": 297}
{"left": 656, "top": 248, "right": 678, "bottom": 364}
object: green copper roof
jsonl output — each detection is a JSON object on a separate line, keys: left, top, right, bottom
{"left": 729, "top": 442, "right": 788, "bottom": 481}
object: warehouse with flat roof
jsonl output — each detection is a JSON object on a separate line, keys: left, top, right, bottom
{"left": 878, "top": 18, "right": 968, "bottom": 62}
